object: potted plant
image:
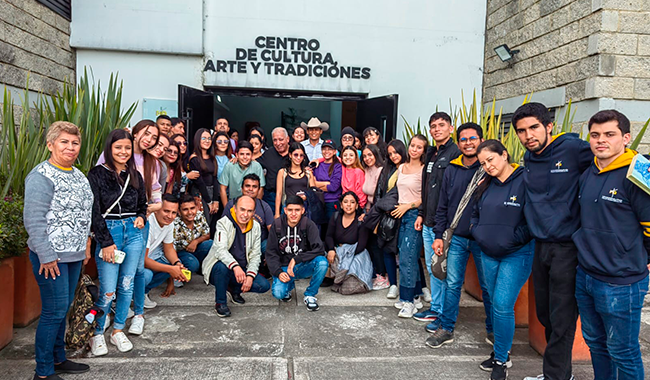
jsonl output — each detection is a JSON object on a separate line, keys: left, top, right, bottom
{"left": 0, "top": 205, "right": 18, "bottom": 349}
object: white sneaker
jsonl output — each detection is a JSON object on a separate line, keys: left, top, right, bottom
{"left": 110, "top": 331, "right": 133, "bottom": 352}
{"left": 386, "top": 285, "right": 398, "bottom": 299}
{"left": 523, "top": 376, "right": 544, "bottom": 380}
{"left": 398, "top": 302, "right": 416, "bottom": 318}
{"left": 174, "top": 280, "right": 184, "bottom": 288}
{"left": 144, "top": 294, "right": 157, "bottom": 309}
{"left": 128, "top": 315, "right": 144, "bottom": 335}
{"left": 421, "top": 287, "right": 432, "bottom": 303}
{"left": 90, "top": 334, "right": 108, "bottom": 356}
{"left": 395, "top": 296, "right": 423, "bottom": 309}
{"left": 127, "top": 307, "right": 135, "bottom": 319}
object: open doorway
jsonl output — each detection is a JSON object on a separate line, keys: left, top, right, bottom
{"left": 178, "top": 85, "right": 398, "bottom": 150}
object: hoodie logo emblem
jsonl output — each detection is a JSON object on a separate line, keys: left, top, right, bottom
{"left": 602, "top": 188, "right": 623, "bottom": 204}
{"left": 504, "top": 195, "right": 521, "bottom": 207}
{"left": 550, "top": 160, "right": 568, "bottom": 173}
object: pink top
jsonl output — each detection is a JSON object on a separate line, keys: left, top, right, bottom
{"left": 362, "top": 165, "right": 383, "bottom": 206}
{"left": 341, "top": 167, "right": 367, "bottom": 208}
{"left": 396, "top": 164, "right": 422, "bottom": 205}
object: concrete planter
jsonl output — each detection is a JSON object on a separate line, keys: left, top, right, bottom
{"left": 463, "top": 255, "right": 529, "bottom": 327}
{"left": 0, "top": 257, "right": 15, "bottom": 350}
{"left": 528, "top": 282, "right": 590, "bottom": 360}
{"left": 13, "top": 253, "right": 41, "bottom": 327}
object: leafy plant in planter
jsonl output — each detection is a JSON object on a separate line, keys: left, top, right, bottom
{"left": 0, "top": 194, "right": 28, "bottom": 260}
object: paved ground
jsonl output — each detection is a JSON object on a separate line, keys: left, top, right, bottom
{"left": 2, "top": 277, "right": 650, "bottom": 380}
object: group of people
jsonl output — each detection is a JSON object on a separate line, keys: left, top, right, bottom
{"left": 23, "top": 104, "right": 649, "bottom": 380}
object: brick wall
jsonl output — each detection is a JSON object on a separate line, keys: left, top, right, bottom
{"left": 483, "top": 0, "right": 650, "bottom": 104}
{"left": 0, "top": 0, "right": 74, "bottom": 96}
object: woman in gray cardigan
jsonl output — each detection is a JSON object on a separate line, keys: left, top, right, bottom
{"left": 24, "top": 121, "right": 94, "bottom": 380}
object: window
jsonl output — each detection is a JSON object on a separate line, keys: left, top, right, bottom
{"left": 37, "top": 0, "right": 71, "bottom": 21}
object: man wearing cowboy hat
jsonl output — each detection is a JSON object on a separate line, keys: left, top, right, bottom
{"left": 300, "top": 117, "right": 329, "bottom": 162}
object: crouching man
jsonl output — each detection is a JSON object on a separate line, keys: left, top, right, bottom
{"left": 266, "top": 195, "right": 329, "bottom": 311}
{"left": 202, "top": 195, "right": 270, "bottom": 317}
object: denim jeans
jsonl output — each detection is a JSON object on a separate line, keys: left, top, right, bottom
{"left": 271, "top": 256, "right": 329, "bottom": 299}
{"left": 29, "top": 251, "right": 82, "bottom": 377}
{"left": 94, "top": 217, "right": 145, "bottom": 333}
{"left": 481, "top": 241, "right": 534, "bottom": 363}
{"left": 383, "top": 250, "right": 397, "bottom": 286}
{"left": 209, "top": 262, "right": 270, "bottom": 304}
{"left": 423, "top": 225, "right": 446, "bottom": 315}
{"left": 177, "top": 239, "right": 213, "bottom": 270}
{"left": 143, "top": 248, "right": 200, "bottom": 294}
{"left": 132, "top": 221, "right": 149, "bottom": 316}
{"left": 398, "top": 209, "right": 423, "bottom": 302}
{"left": 576, "top": 268, "right": 648, "bottom": 380}
{"left": 440, "top": 235, "right": 493, "bottom": 333}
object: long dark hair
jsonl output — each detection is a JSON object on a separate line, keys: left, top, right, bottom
{"left": 362, "top": 126, "right": 388, "bottom": 158}
{"left": 103, "top": 129, "right": 140, "bottom": 190}
{"left": 387, "top": 139, "right": 407, "bottom": 169}
{"left": 407, "top": 134, "right": 429, "bottom": 165}
{"left": 474, "top": 139, "right": 511, "bottom": 199}
{"left": 192, "top": 128, "right": 217, "bottom": 176}
{"left": 339, "top": 191, "right": 362, "bottom": 218}
{"left": 213, "top": 131, "right": 233, "bottom": 158}
{"left": 166, "top": 141, "right": 182, "bottom": 186}
{"left": 283, "top": 142, "right": 308, "bottom": 175}
{"left": 321, "top": 144, "right": 341, "bottom": 177}
{"left": 361, "top": 144, "right": 384, "bottom": 169}
{"left": 130, "top": 119, "right": 159, "bottom": 199}
{"left": 249, "top": 134, "right": 264, "bottom": 155}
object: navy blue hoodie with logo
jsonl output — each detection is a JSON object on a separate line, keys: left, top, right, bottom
{"left": 572, "top": 149, "right": 650, "bottom": 285}
{"left": 434, "top": 155, "right": 481, "bottom": 240}
{"left": 470, "top": 165, "right": 532, "bottom": 258}
{"left": 523, "top": 133, "right": 593, "bottom": 242}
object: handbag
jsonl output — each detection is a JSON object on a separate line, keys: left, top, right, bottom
{"left": 377, "top": 212, "right": 398, "bottom": 242}
{"left": 65, "top": 272, "right": 104, "bottom": 356}
{"left": 431, "top": 167, "right": 485, "bottom": 281}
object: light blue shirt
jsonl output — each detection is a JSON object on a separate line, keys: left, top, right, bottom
{"left": 302, "top": 139, "right": 324, "bottom": 161}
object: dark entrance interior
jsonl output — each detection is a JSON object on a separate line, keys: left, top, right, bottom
{"left": 178, "top": 85, "right": 398, "bottom": 148}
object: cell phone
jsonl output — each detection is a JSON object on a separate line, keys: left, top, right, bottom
{"left": 99, "top": 249, "right": 126, "bottom": 264}
{"left": 308, "top": 161, "right": 317, "bottom": 168}
{"left": 296, "top": 191, "right": 305, "bottom": 195}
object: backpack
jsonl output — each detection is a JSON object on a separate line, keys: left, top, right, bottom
{"left": 65, "top": 273, "right": 104, "bottom": 357}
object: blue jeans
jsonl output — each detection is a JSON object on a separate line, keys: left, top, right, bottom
{"left": 271, "top": 256, "right": 329, "bottom": 299}
{"left": 423, "top": 225, "right": 446, "bottom": 315}
{"left": 178, "top": 240, "right": 213, "bottom": 270}
{"left": 209, "top": 262, "right": 270, "bottom": 304}
{"left": 143, "top": 248, "right": 200, "bottom": 293}
{"left": 481, "top": 242, "right": 534, "bottom": 363}
{"left": 576, "top": 268, "right": 648, "bottom": 380}
{"left": 94, "top": 217, "right": 145, "bottom": 333}
{"left": 263, "top": 191, "right": 276, "bottom": 216}
{"left": 440, "top": 235, "right": 493, "bottom": 333}
{"left": 132, "top": 221, "right": 149, "bottom": 316}
{"left": 383, "top": 250, "right": 397, "bottom": 286}
{"left": 29, "top": 251, "right": 82, "bottom": 377}
{"left": 398, "top": 209, "right": 423, "bottom": 302}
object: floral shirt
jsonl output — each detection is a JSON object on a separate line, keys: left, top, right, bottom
{"left": 174, "top": 211, "right": 210, "bottom": 252}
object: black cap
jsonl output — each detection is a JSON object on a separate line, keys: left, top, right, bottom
{"left": 322, "top": 139, "right": 336, "bottom": 150}
{"left": 341, "top": 126, "right": 355, "bottom": 138}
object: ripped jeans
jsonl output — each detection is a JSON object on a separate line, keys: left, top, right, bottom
{"left": 94, "top": 217, "right": 145, "bottom": 334}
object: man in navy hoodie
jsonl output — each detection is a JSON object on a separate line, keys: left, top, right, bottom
{"left": 514, "top": 103, "right": 593, "bottom": 380}
{"left": 426, "top": 123, "right": 493, "bottom": 349}
{"left": 573, "top": 110, "right": 650, "bottom": 380}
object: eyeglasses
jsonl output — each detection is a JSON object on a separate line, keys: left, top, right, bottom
{"left": 341, "top": 136, "right": 354, "bottom": 141}
{"left": 459, "top": 136, "right": 479, "bottom": 143}
{"left": 175, "top": 141, "right": 188, "bottom": 146}
{"left": 165, "top": 149, "right": 178, "bottom": 156}
{"left": 292, "top": 153, "right": 304, "bottom": 158}
{"left": 216, "top": 139, "right": 229, "bottom": 144}
{"left": 201, "top": 137, "right": 212, "bottom": 141}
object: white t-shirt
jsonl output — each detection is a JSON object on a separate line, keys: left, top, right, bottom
{"left": 147, "top": 213, "right": 174, "bottom": 260}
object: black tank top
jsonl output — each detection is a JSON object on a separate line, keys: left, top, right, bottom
{"left": 284, "top": 171, "right": 309, "bottom": 197}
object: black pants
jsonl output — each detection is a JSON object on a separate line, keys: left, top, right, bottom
{"left": 367, "top": 235, "right": 386, "bottom": 275}
{"left": 532, "top": 241, "right": 579, "bottom": 380}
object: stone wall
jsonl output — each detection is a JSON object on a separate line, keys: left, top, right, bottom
{"left": 0, "top": 0, "right": 74, "bottom": 96}
{"left": 483, "top": 0, "right": 650, "bottom": 104}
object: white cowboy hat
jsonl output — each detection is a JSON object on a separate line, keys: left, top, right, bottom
{"left": 300, "top": 117, "right": 329, "bottom": 132}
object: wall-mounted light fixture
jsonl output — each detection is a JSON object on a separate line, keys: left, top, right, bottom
{"left": 494, "top": 44, "right": 520, "bottom": 62}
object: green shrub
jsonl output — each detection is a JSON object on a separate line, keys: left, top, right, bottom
{"left": 0, "top": 195, "right": 28, "bottom": 259}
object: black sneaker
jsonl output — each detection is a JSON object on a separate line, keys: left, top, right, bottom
{"left": 320, "top": 277, "right": 334, "bottom": 287}
{"left": 33, "top": 374, "right": 64, "bottom": 380}
{"left": 280, "top": 294, "right": 292, "bottom": 303}
{"left": 54, "top": 360, "right": 90, "bottom": 374}
{"left": 304, "top": 296, "right": 319, "bottom": 311}
{"left": 215, "top": 303, "right": 231, "bottom": 318}
{"left": 228, "top": 292, "right": 246, "bottom": 304}
{"left": 425, "top": 329, "right": 454, "bottom": 349}
{"left": 481, "top": 352, "right": 513, "bottom": 371}
{"left": 491, "top": 361, "right": 508, "bottom": 380}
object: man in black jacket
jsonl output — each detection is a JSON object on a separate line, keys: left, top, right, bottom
{"left": 413, "top": 112, "right": 461, "bottom": 326}
{"left": 266, "top": 196, "right": 329, "bottom": 311}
